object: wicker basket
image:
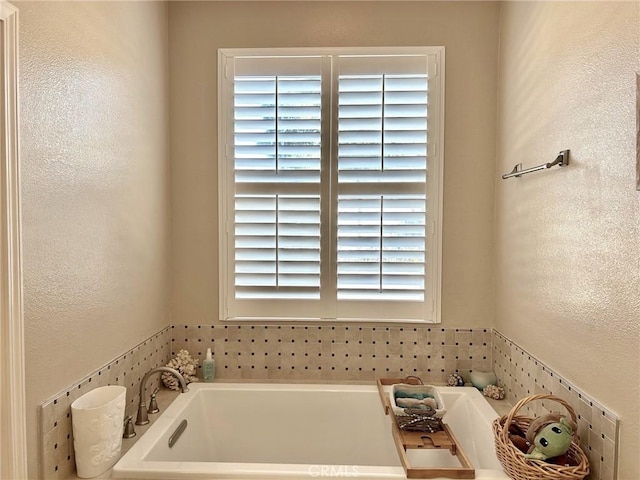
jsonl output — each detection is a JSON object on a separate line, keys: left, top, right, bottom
{"left": 390, "top": 383, "right": 445, "bottom": 433}
{"left": 394, "top": 408, "right": 443, "bottom": 433}
{"left": 493, "top": 394, "right": 590, "bottom": 480}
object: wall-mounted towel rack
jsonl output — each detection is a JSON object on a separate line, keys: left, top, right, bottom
{"left": 502, "top": 150, "right": 570, "bottom": 179}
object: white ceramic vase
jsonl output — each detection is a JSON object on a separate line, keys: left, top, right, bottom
{"left": 71, "top": 385, "right": 126, "bottom": 478}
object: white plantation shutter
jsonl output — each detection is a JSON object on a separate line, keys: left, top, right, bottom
{"left": 336, "top": 57, "right": 430, "bottom": 308}
{"left": 219, "top": 48, "right": 443, "bottom": 322}
{"left": 336, "top": 194, "right": 426, "bottom": 301}
{"left": 233, "top": 75, "right": 322, "bottom": 184}
{"left": 234, "top": 194, "right": 321, "bottom": 298}
{"left": 233, "top": 72, "right": 323, "bottom": 302}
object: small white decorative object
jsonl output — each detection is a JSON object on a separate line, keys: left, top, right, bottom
{"left": 71, "top": 385, "right": 126, "bottom": 478}
{"left": 482, "top": 384, "right": 505, "bottom": 400}
{"left": 469, "top": 370, "right": 498, "bottom": 390}
{"left": 162, "top": 349, "right": 199, "bottom": 390}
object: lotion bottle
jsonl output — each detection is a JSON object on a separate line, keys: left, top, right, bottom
{"left": 202, "top": 347, "right": 216, "bottom": 382}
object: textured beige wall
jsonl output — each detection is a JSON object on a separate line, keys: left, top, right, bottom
{"left": 19, "top": 2, "right": 170, "bottom": 477}
{"left": 494, "top": 2, "right": 640, "bottom": 478}
{"left": 169, "top": 1, "right": 500, "bottom": 327}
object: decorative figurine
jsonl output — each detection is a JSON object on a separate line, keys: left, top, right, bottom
{"left": 525, "top": 414, "right": 577, "bottom": 461}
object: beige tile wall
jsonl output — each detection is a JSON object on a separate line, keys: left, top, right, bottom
{"left": 171, "top": 324, "right": 493, "bottom": 384}
{"left": 39, "top": 326, "right": 620, "bottom": 480}
{"left": 494, "top": 2, "right": 638, "bottom": 477}
{"left": 21, "top": 2, "right": 171, "bottom": 477}
{"left": 38, "top": 328, "right": 171, "bottom": 480}
{"left": 492, "top": 331, "right": 619, "bottom": 480}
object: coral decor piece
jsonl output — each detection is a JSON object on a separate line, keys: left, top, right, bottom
{"left": 482, "top": 384, "right": 505, "bottom": 400}
{"left": 162, "top": 349, "right": 199, "bottom": 390}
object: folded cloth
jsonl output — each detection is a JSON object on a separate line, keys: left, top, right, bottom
{"left": 390, "top": 384, "right": 446, "bottom": 419}
{"left": 394, "top": 390, "right": 434, "bottom": 400}
{"left": 395, "top": 397, "right": 438, "bottom": 411}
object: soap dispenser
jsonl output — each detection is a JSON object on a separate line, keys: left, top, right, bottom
{"left": 202, "top": 347, "right": 216, "bottom": 382}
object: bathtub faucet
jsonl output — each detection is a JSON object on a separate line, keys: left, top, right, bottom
{"left": 135, "top": 366, "right": 189, "bottom": 425}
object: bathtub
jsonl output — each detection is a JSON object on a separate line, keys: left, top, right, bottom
{"left": 113, "top": 383, "right": 509, "bottom": 479}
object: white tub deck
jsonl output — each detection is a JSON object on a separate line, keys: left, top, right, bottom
{"left": 113, "top": 383, "right": 509, "bottom": 480}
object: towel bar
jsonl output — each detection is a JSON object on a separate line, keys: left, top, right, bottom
{"left": 502, "top": 150, "right": 569, "bottom": 179}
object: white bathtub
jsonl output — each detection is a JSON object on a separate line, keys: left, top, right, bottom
{"left": 113, "top": 383, "right": 509, "bottom": 479}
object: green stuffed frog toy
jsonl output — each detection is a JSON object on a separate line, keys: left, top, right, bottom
{"left": 524, "top": 414, "right": 577, "bottom": 461}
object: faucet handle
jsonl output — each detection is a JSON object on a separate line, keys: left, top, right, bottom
{"left": 148, "top": 387, "right": 160, "bottom": 414}
{"left": 123, "top": 415, "right": 136, "bottom": 438}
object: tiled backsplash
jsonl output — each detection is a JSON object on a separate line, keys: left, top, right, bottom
{"left": 492, "top": 331, "right": 619, "bottom": 480}
{"left": 39, "top": 327, "right": 171, "bottom": 480}
{"left": 170, "top": 324, "right": 493, "bottom": 383}
{"left": 39, "top": 325, "right": 619, "bottom": 480}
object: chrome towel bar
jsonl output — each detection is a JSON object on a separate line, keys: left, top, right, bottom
{"left": 502, "top": 150, "right": 570, "bottom": 179}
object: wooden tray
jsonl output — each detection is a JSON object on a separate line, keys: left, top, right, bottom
{"left": 377, "top": 378, "right": 475, "bottom": 479}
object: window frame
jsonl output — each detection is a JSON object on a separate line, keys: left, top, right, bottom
{"left": 218, "top": 46, "right": 444, "bottom": 324}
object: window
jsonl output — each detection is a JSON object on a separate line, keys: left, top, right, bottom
{"left": 218, "top": 47, "right": 444, "bottom": 323}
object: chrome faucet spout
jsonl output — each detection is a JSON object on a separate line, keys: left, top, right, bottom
{"left": 135, "top": 366, "right": 189, "bottom": 425}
